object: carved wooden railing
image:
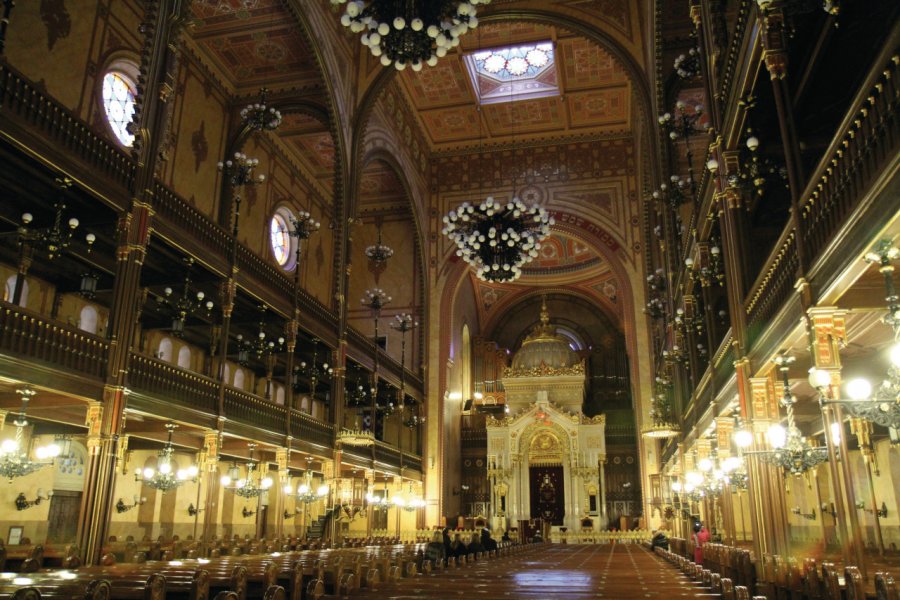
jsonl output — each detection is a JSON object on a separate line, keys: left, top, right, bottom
{"left": 0, "top": 61, "right": 135, "bottom": 192}
{"left": 223, "top": 385, "right": 287, "bottom": 433}
{"left": 712, "top": 333, "right": 736, "bottom": 393}
{"left": 800, "top": 52, "right": 900, "bottom": 261}
{"left": 290, "top": 409, "right": 334, "bottom": 448}
{"left": 743, "top": 228, "right": 799, "bottom": 347}
{"left": 152, "top": 181, "right": 232, "bottom": 263}
{"left": 128, "top": 353, "right": 219, "bottom": 413}
{"left": 403, "top": 454, "right": 422, "bottom": 473}
{"left": 374, "top": 441, "right": 402, "bottom": 470}
{"left": 0, "top": 301, "right": 109, "bottom": 378}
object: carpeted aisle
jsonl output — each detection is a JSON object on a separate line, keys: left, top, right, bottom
{"left": 351, "top": 544, "right": 719, "bottom": 599}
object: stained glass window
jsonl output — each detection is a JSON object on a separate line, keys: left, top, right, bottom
{"left": 270, "top": 213, "right": 291, "bottom": 266}
{"left": 101, "top": 72, "right": 136, "bottom": 147}
{"left": 464, "top": 42, "right": 559, "bottom": 104}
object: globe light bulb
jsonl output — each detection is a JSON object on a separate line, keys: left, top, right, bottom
{"left": 220, "top": 475, "right": 232, "bottom": 486}
{"left": 845, "top": 377, "right": 872, "bottom": 401}
{"left": 890, "top": 342, "right": 900, "bottom": 368}
{"left": 671, "top": 481, "right": 682, "bottom": 492}
{"left": 830, "top": 421, "right": 842, "bottom": 445}
{"left": 262, "top": 477, "right": 273, "bottom": 489}
{"left": 808, "top": 367, "right": 832, "bottom": 389}
{"left": 158, "top": 462, "right": 172, "bottom": 475}
{"left": 698, "top": 458, "right": 713, "bottom": 472}
{"left": 734, "top": 429, "right": 753, "bottom": 448}
{"left": 767, "top": 424, "right": 787, "bottom": 449}
{"left": 143, "top": 467, "right": 156, "bottom": 479}
{"left": 317, "top": 485, "right": 329, "bottom": 497}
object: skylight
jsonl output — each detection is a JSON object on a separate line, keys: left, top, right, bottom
{"left": 464, "top": 42, "right": 559, "bottom": 104}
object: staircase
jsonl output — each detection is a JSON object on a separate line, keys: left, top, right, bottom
{"left": 307, "top": 507, "right": 336, "bottom": 541}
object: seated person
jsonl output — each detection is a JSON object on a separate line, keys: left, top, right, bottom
{"left": 468, "top": 532, "right": 485, "bottom": 556}
{"left": 531, "top": 531, "right": 543, "bottom": 543}
{"left": 450, "top": 532, "right": 467, "bottom": 557}
{"left": 481, "top": 527, "right": 498, "bottom": 552}
{"left": 424, "top": 531, "right": 446, "bottom": 566}
{"left": 501, "top": 530, "right": 511, "bottom": 543}
{"left": 651, "top": 530, "right": 669, "bottom": 550}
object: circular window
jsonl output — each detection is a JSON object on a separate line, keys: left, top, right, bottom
{"left": 101, "top": 70, "right": 137, "bottom": 147}
{"left": 270, "top": 208, "right": 298, "bottom": 271}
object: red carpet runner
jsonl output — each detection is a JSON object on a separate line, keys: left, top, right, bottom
{"left": 352, "top": 543, "right": 717, "bottom": 599}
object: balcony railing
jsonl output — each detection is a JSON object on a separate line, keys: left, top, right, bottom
{"left": 743, "top": 228, "right": 799, "bottom": 347}
{"left": 128, "top": 353, "right": 219, "bottom": 413}
{"left": 290, "top": 410, "right": 334, "bottom": 449}
{"left": 0, "top": 61, "right": 135, "bottom": 192}
{"left": 0, "top": 301, "right": 109, "bottom": 378}
{"left": 800, "top": 51, "right": 900, "bottom": 261}
{"left": 224, "top": 385, "right": 289, "bottom": 433}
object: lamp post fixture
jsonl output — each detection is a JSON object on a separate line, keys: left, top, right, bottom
{"left": 240, "top": 88, "right": 282, "bottom": 132}
{"left": 155, "top": 258, "right": 214, "bottom": 337}
{"left": 361, "top": 288, "right": 391, "bottom": 436}
{"left": 365, "top": 222, "right": 394, "bottom": 268}
{"left": 235, "top": 305, "right": 285, "bottom": 367}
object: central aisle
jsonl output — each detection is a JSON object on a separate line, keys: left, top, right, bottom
{"left": 353, "top": 544, "right": 714, "bottom": 599}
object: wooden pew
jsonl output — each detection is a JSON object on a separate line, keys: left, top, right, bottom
{"left": 843, "top": 566, "right": 866, "bottom": 600}
{"left": 0, "top": 576, "right": 110, "bottom": 599}
{"left": 876, "top": 572, "right": 898, "bottom": 600}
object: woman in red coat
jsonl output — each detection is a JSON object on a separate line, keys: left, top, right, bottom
{"left": 693, "top": 523, "right": 710, "bottom": 564}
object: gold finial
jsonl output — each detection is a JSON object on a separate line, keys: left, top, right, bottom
{"left": 540, "top": 295, "right": 550, "bottom": 325}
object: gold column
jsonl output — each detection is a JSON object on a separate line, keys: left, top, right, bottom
{"left": 200, "top": 429, "right": 220, "bottom": 544}
{"left": 275, "top": 448, "right": 288, "bottom": 539}
{"left": 716, "top": 416, "right": 737, "bottom": 545}
{"left": 807, "top": 308, "right": 866, "bottom": 576}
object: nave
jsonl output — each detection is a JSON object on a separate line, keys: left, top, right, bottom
{"left": 356, "top": 544, "right": 710, "bottom": 600}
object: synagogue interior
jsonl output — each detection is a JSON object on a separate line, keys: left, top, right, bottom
{"left": 0, "top": 0, "right": 897, "bottom": 598}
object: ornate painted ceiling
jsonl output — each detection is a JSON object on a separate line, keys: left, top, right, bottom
{"left": 397, "top": 24, "right": 633, "bottom": 152}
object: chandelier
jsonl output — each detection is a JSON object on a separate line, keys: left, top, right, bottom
{"left": 442, "top": 196, "right": 553, "bottom": 282}
{"left": 240, "top": 88, "right": 282, "bottom": 132}
{"left": 217, "top": 152, "right": 266, "bottom": 187}
{"left": 336, "top": 427, "right": 375, "bottom": 446}
{"left": 155, "top": 258, "right": 214, "bottom": 337}
{"left": 366, "top": 484, "right": 392, "bottom": 511}
{"left": 236, "top": 305, "right": 285, "bottom": 366}
{"left": 0, "top": 390, "right": 61, "bottom": 481}
{"left": 220, "top": 444, "right": 273, "bottom": 499}
{"left": 331, "top": 0, "right": 491, "bottom": 71}
{"left": 16, "top": 178, "right": 96, "bottom": 261}
{"left": 365, "top": 223, "right": 394, "bottom": 267}
{"left": 293, "top": 339, "right": 333, "bottom": 400}
{"left": 285, "top": 463, "right": 329, "bottom": 504}
{"left": 753, "top": 355, "right": 828, "bottom": 476}
{"left": 643, "top": 376, "right": 679, "bottom": 439}
{"left": 392, "top": 484, "right": 426, "bottom": 511}
{"left": 137, "top": 424, "right": 199, "bottom": 492}
{"left": 289, "top": 210, "right": 321, "bottom": 244}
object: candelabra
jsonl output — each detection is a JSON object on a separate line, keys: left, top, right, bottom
{"left": 16, "top": 178, "right": 95, "bottom": 260}
{"left": 706, "top": 128, "right": 788, "bottom": 199}
{"left": 659, "top": 101, "right": 707, "bottom": 194}
{"left": 365, "top": 223, "right": 394, "bottom": 267}
{"left": 235, "top": 305, "right": 285, "bottom": 366}
{"left": 155, "top": 258, "right": 214, "bottom": 337}
{"left": 685, "top": 244, "right": 724, "bottom": 287}
{"left": 651, "top": 174, "right": 693, "bottom": 210}
{"left": 240, "top": 88, "right": 282, "bottom": 132}
{"left": 673, "top": 47, "right": 701, "bottom": 79}
{"left": 293, "top": 339, "right": 333, "bottom": 400}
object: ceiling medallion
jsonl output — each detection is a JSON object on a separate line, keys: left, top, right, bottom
{"left": 330, "top": 0, "right": 491, "bottom": 71}
{"left": 442, "top": 196, "right": 553, "bottom": 282}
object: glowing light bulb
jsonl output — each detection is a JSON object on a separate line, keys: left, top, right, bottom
{"left": 845, "top": 378, "right": 872, "bottom": 401}
{"left": 767, "top": 424, "right": 787, "bottom": 449}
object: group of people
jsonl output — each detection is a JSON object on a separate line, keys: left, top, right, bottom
{"left": 424, "top": 527, "right": 500, "bottom": 566}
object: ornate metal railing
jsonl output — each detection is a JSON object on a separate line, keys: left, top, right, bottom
{"left": 0, "top": 301, "right": 109, "bottom": 378}
{"left": 128, "top": 353, "right": 219, "bottom": 413}
{"left": 0, "top": 61, "right": 135, "bottom": 192}
{"left": 743, "top": 228, "right": 799, "bottom": 346}
{"left": 800, "top": 52, "right": 900, "bottom": 261}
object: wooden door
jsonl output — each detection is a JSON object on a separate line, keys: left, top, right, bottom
{"left": 46, "top": 491, "right": 82, "bottom": 544}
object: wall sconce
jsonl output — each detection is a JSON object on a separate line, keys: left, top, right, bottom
{"left": 791, "top": 506, "right": 816, "bottom": 521}
{"left": 187, "top": 503, "right": 204, "bottom": 517}
{"left": 116, "top": 495, "right": 146, "bottom": 513}
{"left": 15, "top": 489, "right": 53, "bottom": 511}
{"left": 856, "top": 500, "right": 888, "bottom": 518}
{"left": 283, "top": 508, "right": 300, "bottom": 520}
{"left": 242, "top": 506, "right": 256, "bottom": 518}
{"left": 821, "top": 502, "right": 837, "bottom": 519}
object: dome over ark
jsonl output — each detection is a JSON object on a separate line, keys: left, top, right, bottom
{"left": 509, "top": 297, "right": 582, "bottom": 373}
